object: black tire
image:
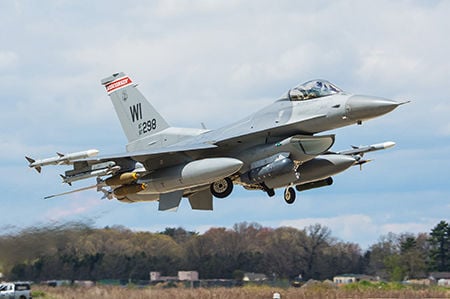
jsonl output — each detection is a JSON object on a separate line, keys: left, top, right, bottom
{"left": 210, "top": 177, "right": 233, "bottom": 198}
{"left": 284, "top": 187, "right": 296, "bottom": 204}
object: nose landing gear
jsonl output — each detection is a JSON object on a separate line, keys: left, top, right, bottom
{"left": 284, "top": 187, "right": 296, "bottom": 204}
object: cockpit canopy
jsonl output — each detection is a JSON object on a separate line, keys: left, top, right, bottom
{"left": 285, "top": 80, "right": 343, "bottom": 101}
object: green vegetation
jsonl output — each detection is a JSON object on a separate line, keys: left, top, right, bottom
{"left": 430, "top": 221, "right": 450, "bottom": 272}
{"left": 0, "top": 220, "right": 449, "bottom": 283}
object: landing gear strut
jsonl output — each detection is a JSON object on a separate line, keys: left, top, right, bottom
{"left": 261, "top": 182, "right": 275, "bottom": 197}
{"left": 284, "top": 187, "right": 296, "bottom": 204}
{"left": 210, "top": 177, "right": 233, "bottom": 198}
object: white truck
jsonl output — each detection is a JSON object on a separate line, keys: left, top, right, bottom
{"left": 0, "top": 282, "right": 32, "bottom": 299}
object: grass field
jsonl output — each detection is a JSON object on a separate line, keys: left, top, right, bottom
{"left": 32, "top": 283, "right": 450, "bottom": 299}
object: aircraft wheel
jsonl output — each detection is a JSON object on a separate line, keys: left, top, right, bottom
{"left": 284, "top": 187, "right": 296, "bottom": 204}
{"left": 210, "top": 177, "right": 233, "bottom": 198}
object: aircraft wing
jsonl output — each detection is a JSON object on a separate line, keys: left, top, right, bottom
{"left": 41, "top": 143, "right": 221, "bottom": 205}
{"left": 85, "top": 142, "right": 218, "bottom": 164}
{"left": 60, "top": 142, "right": 219, "bottom": 185}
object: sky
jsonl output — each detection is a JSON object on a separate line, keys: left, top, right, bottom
{"left": 1, "top": 0, "right": 449, "bottom": 250}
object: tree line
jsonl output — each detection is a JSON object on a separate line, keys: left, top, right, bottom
{"left": 0, "top": 220, "right": 449, "bottom": 282}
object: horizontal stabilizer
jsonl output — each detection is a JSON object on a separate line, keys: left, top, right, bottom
{"left": 158, "top": 190, "right": 183, "bottom": 211}
{"left": 188, "top": 189, "right": 213, "bottom": 210}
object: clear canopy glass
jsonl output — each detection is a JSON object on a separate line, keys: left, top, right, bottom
{"left": 286, "top": 80, "right": 343, "bottom": 101}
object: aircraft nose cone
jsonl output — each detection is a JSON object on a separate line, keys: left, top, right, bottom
{"left": 346, "top": 95, "right": 400, "bottom": 121}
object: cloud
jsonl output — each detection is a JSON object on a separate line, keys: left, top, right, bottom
{"left": 0, "top": 51, "right": 19, "bottom": 70}
{"left": 1, "top": 0, "right": 450, "bottom": 249}
{"left": 280, "top": 214, "right": 376, "bottom": 242}
{"left": 278, "top": 214, "right": 441, "bottom": 249}
{"left": 380, "top": 220, "right": 439, "bottom": 236}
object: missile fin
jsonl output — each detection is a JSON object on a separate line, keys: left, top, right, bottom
{"left": 25, "top": 156, "right": 35, "bottom": 164}
{"left": 60, "top": 174, "right": 72, "bottom": 186}
{"left": 25, "top": 156, "right": 41, "bottom": 173}
{"left": 99, "top": 187, "right": 113, "bottom": 200}
{"left": 355, "top": 159, "right": 373, "bottom": 171}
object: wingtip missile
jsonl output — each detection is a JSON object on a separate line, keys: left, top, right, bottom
{"left": 26, "top": 149, "right": 100, "bottom": 173}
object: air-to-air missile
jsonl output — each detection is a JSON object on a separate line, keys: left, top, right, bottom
{"left": 25, "top": 149, "right": 99, "bottom": 173}
{"left": 337, "top": 141, "right": 396, "bottom": 156}
{"left": 61, "top": 165, "right": 122, "bottom": 185}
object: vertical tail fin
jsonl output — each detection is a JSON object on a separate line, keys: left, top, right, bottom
{"left": 101, "top": 72, "right": 170, "bottom": 143}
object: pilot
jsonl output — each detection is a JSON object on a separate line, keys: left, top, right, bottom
{"left": 308, "top": 81, "right": 324, "bottom": 98}
{"left": 289, "top": 87, "right": 310, "bottom": 101}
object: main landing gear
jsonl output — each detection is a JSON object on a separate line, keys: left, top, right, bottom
{"left": 261, "top": 182, "right": 275, "bottom": 197}
{"left": 210, "top": 177, "right": 233, "bottom": 198}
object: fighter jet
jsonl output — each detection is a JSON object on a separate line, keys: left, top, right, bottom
{"left": 29, "top": 72, "right": 406, "bottom": 211}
